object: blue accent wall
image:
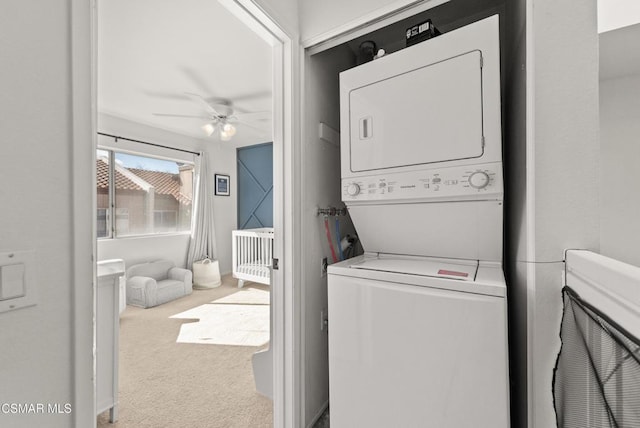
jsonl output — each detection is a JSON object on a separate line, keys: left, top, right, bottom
{"left": 237, "top": 143, "right": 273, "bottom": 229}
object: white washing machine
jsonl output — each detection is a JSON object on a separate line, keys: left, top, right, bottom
{"left": 328, "top": 15, "right": 510, "bottom": 427}
{"left": 328, "top": 254, "right": 509, "bottom": 427}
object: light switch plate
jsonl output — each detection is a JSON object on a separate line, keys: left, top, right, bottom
{"left": 0, "top": 263, "right": 26, "bottom": 299}
{"left": 0, "top": 251, "right": 36, "bottom": 314}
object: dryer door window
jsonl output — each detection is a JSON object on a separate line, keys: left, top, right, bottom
{"left": 349, "top": 50, "right": 484, "bottom": 173}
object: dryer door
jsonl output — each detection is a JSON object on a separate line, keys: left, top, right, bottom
{"left": 348, "top": 50, "right": 484, "bottom": 173}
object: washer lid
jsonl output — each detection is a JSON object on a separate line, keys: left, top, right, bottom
{"left": 328, "top": 254, "right": 506, "bottom": 297}
{"left": 349, "top": 257, "right": 478, "bottom": 281}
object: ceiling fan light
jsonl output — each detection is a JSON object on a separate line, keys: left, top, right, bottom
{"left": 220, "top": 129, "right": 232, "bottom": 141}
{"left": 223, "top": 123, "right": 237, "bottom": 137}
{"left": 202, "top": 123, "right": 216, "bottom": 136}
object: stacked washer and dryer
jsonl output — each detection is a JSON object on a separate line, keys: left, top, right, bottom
{"left": 327, "top": 15, "right": 510, "bottom": 427}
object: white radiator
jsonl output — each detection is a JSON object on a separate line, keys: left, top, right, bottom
{"left": 557, "top": 250, "right": 640, "bottom": 427}
{"left": 232, "top": 228, "right": 274, "bottom": 288}
{"left": 565, "top": 250, "right": 640, "bottom": 339}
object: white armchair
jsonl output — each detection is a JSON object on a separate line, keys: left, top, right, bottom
{"left": 126, "top": 260, "right": 192, "bottom": 308}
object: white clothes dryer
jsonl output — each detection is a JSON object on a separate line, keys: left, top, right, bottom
{"left": 328, "top": 14, "right": 510, "bottom": 427}
{"left": 339, "top": 14, "right": 504, "bottom": 262}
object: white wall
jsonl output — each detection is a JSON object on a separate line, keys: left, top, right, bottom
{"left": 600, "top": 74, "right": 640, "bottom": 267}
{"left": 527, "top": 1, "right": 600, "bottom": 427}
{"left": 0, "top": 1, "right": 76, "bottom": 427}
{"left": 98, "top": 234, "right": 191, "bottom": 271}
{"left": 207, "top": 140, "right": 239, "bottom": 275}
{"left": 98, "top": 114, "right": 203, "bottom": 162}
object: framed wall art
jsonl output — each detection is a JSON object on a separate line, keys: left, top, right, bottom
{"left": 215, "top": 174, "right": 230, "bottom": 196}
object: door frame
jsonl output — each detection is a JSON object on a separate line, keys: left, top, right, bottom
{"left": 70, "top": 0, "right": 299, "bottom": 426}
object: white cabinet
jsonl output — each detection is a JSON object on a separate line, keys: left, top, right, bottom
{"left": 96, "top": 261, "right": 122, "bottom": 422}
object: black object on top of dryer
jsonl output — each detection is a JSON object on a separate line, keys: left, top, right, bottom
{"left": 357, "top": 40, "right": 378, "bottom": 65}
{"left": 406, "top": 19, "right": 441, "bottom": 47}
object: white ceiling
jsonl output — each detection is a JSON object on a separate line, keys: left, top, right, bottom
{"left": 598, "top": 0, "right": 640, "bottom": 33}
{"left": 97, "top": 0, "right": 272, "bottom": 142}
{"left": 600, "top": 22, "right": 640, "bottom": 80}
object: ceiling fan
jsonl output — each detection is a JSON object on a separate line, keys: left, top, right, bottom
{"left": 153, "top": 92, "right": 269, "bottom": 141}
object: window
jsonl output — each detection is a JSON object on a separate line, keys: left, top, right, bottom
{"left": 97, "top": 208, "right": 109, "bottom": 238}
{"left": 154, "top": 210, "right": 178, "bottom": 232}
{"left": 96, "top": 149, "right": 194, "bottom": 238}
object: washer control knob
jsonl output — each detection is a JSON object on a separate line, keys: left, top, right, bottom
{"left": 346, "top": 183, "right": 361, "bottom": 196}
{"left": 469, "top": 171, "right": 490, "bottom": 189}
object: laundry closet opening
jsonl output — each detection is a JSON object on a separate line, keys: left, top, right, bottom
{"left": 301, "top": 0, "right": 526, "bottom": 426}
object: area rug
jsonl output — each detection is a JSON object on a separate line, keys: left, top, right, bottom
{"left": 170, "top": 287, "right": 270, "bottom": 346}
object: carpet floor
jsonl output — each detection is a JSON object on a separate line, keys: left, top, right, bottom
{"left": 97, "top": 275, "right": 273, "bottom": 428}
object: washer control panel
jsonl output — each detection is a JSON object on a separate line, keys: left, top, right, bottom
{"left": 342, "top": 163, "right": 503, "bottom": 202}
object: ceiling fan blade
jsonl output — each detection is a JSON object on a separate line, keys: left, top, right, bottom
{"left": 143, "top": 90, "right": 191, "bottom": 101}
{"left": 184, "top": 92, "right": 224, "bottom": 117}
{"left": 227, "top": 90, "right": 272, "bottom": 103}
{"left": 181, "top": 67, "right": 217, "bottom": 99}
{"left": 180, "top": 68, "right": 267, "bottom": 106}
{"left": 152, "top": 113, "right": 211, "bottom": 119}
{"left": 231, "top": 111, "right": 271, "bottom": 121}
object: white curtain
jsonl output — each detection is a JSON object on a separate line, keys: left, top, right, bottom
{"left": 187, "top": 152, "right": 217, "bottom": 267}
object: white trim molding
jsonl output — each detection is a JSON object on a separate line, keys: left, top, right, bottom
{"left": 207, "top": 1, "right": 302, "bottom": 427}
{"left": 71, "top": 0, "right": 98, "bottom": 426}
{"left": 302, "top": 0, "right": 450, "bottom": 54}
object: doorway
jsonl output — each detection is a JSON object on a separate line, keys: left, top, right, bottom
{"left": 71, "top": 0, "right": 295, "bottom": 426}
